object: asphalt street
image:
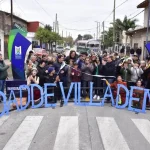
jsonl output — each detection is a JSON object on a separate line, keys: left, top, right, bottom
{"left": 0, "top": 103, "right": 150, "bottom": 150}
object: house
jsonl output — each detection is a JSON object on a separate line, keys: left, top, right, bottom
{"left": 27, "top": 21, "right": 45, "bottom": 51}
{"left": 0, "top": 10, "right": 44, "bottom": 59}
{"left": 126, "top": 0, "right": 150, "bottom": 59}
{"left": 0, "top": 10, "right": 28, "bottom": 59}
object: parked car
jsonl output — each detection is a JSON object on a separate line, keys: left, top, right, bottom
{"left": 56, "top": 46, "right": 64, "bottom": 53}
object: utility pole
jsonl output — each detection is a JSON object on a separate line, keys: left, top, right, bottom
{"left": 55, "top": 13, "right": 57, "bottom": 33}
{"left": 11, "top": 0, "right": 13, "bottom": 29}
{"left": 146, "top": 0, "right": 150, "bottom": 59}
{"left": 53, "top": 22, "right": 55, "bottom": 32}
{"left": 102, "top": 21, "right": 105, "bottom": 49}
{"left": 66, "top": 31, "right": 67, "bottom": 37}
{"left": 62, "top": 30, "right": 63, "bottom": 38}
{"left": 99, "top": 22, "right": 101, "bottom": 40}
{"left": 113, "top": 0, "right": 116, "bottom": 52}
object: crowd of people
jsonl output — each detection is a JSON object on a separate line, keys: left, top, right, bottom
{"left": 0, "top": 49, "right": 150, "bottom": 108}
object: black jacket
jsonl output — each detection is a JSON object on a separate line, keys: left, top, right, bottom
{"left": 37, "top": 65, "right": 47, "bottom": 86}
{"left": 103, "top": 61, "right": 116, "bottom": 76}
{"left": 0, "top": 60, "right": 9, "bottom": 80}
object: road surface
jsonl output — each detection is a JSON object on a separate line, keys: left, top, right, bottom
{"left": 0, "top": 103, "right": 150, "bottom": 150}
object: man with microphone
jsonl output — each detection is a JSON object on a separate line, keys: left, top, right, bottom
{"left": 0, "top": 53, "right": 11, "bottom": 102}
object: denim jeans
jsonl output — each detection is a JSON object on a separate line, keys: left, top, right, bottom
{"left": 0, "top": 80, "right": 5, "bottom": 93}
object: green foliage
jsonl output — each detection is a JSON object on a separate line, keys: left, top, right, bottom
{"left": 35, "top": 27, "right": 62, "bottom": 44}
{"left": 45, "top": 24, "right": 52, "bottom": 31}
{"left": 83, "top": 34, "right": 93, "bottom": 40}
{"left": 63, "top": 36, "right": 74, "bottom": 47}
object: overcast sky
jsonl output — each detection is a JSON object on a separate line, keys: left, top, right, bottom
{"left": 0, "top": 0, "right": 145, "bottom": 39}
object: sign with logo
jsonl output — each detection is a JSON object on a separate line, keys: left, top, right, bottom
{"left": 15, "top": 46, "right": 22, "bottom": 59}
{"left": 11, "top": 33, "right": 31, "bottom": 80}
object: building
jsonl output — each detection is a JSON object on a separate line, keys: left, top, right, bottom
{"left": 26, "top": 21, "right": 45, "bottom": 51}
{"left": 126, "top": 0, "right": 150, "bottom": 59}
{"left": 0, "top": 10, "right": 28, "bottom": 59}
{"left": 0, "top": 11, "right": 44, "bottom": 59}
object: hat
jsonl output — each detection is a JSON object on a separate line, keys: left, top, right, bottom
{"left": 48, "top": 67, "right": 55, "bottom": 73}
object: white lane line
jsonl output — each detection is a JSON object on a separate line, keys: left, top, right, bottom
{"left": 3, "top": 116, "right": 43, "bottom": 150}
{"left": 53, "top": 116, "right": 79, "bottom": 150}
{"left": 0, "top": 116, "right": 9, "bottom": 127}
{"left": 96, "top": 117, "right": 130, "bottom": 150}
{"left": 132, "top": 119, "right": 150, "bottom": 144}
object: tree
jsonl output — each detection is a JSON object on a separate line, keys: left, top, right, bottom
{"left": 83, "top": 34, "right": 93, "bottom": 40}
{"left": 35, "top": 27, "right": 45, "bottom": 47}
{"left": 64, "top": 36, "right": 74, "bottom": 47}
{"left": 102, "top": 28, "right": 113, "bottom": 48}
{"left": 35, "top": 27, "right": 62, "bottom": 53}
{"left": 114, "top": 16, "right": 138, "bottom": 54}
{"left": 45, "top": 24, "right": 52, "bottom": 32}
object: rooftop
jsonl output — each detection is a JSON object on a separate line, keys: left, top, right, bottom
{"left": 137, "top": 0, "right": 149, "bottom": 8}
{"left": 0, "top": 10, "right": 27, "bottom": 23}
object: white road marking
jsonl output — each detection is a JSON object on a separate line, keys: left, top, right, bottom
{"left": 3, "top": 116, "right": 43, "bottom": 150}
{"left": 96, "top": 117, "right": 130, "bottom": 150}
{"left": 132, "top": 119, "right": 150, "bottom": 144}
{"left": 53, "top": 116, "right": 79, "bottom": 150}
{"left": 0, "top": 116, "right": 9, "bottom": 127}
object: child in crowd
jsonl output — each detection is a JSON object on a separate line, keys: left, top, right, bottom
{"left": 27, "top": 68, "right": 39, "bottom": 85}
{"left": 71, "top": 62, "right": 81, "bottom": 82}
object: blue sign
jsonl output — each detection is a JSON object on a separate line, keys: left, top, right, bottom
{"left": 11, "top": 33, "right": 31, "bottom": 80}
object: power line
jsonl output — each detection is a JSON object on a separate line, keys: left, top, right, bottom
{"left": 130, "top": 9, "right": 144, "bottom": 19}
{"left": 13, "top": 0, "right": 27, "bottom": 17}
{"left": 33, "top": 0, "right": 54, "bottom": 21}
{"left": 103, "top": 0, "right": 129, "bottom": 22}
{"left": 59, "top": 24, "right": 96, "bottom": 31}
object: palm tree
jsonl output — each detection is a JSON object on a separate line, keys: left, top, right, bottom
{"left": 114, "top": 16, "right": 138, "bottom": 54}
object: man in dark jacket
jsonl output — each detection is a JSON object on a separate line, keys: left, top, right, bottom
{"left": 102, "top": 55, "right": 116, "bottom": 83}
{"left": 37, "top": 60, "right": 47, "bottom": 87}
{"left": 0, "top": 54, "right": 11, "bottom": 101}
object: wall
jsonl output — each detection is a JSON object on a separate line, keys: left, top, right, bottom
{"left": 27, "top": 22, "right": 39, "bottom": 32}
{"left": 121, "top": 31, "right": 131, "bottom": 46}
{"left": 130, "top": 30, "right": 150, "bottom": 59}
{"left": 144, "top": 7, "right": 148, "bottom": 27}
{"left": 0, "top": 30, "right": 4, "bottom": 57}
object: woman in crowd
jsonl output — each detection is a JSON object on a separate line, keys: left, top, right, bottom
{"left": 130, "top": 62, "right": 143, "bottom": 83}
{"left": 110, "top": 75, "right": 127, "bottom": 104}
{"left": 65, "top": 50, "right": 78, "bottom": 64}
{"left": 120, "top": 61, "right": 131, "bottom": 82}
{"left": 92, "top": 56, "right": 103, "bottom": 100}
{"left": 27, "top": 68, "right": 39, "bottom": 85}
{"left": 81, "top": 57, "right": 94, "bottom": 99}
{"left": 132, "top": 80, "right": 144, "bottom": 109}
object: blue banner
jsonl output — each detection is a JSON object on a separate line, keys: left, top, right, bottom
{"left": 11, "top": 33, "right": 31, "bottom": 79}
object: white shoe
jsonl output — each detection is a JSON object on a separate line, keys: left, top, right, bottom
{"left": 97, "top": 96, "right": 100, "bottom": 101}
{"left": 93, "top": 95, "right": 97, "bottom": 99}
